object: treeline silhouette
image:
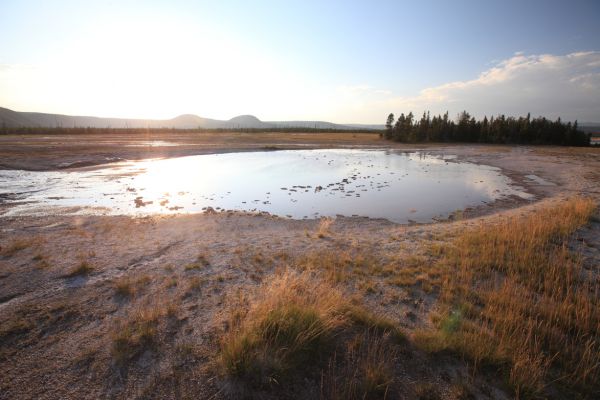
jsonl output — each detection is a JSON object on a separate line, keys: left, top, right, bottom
{"left": 384, "top": 111, "right": 590, "bottom": 146}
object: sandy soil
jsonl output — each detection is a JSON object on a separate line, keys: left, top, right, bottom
{"left": 0, "top": 135, "right": 599, "bottom": 399}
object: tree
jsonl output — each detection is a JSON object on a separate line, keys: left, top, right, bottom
{"left": 382, "top": 110, "right": 589, "bottom": 146}
{"left": 384, "top": 113, "right": 395, "bottom": 139}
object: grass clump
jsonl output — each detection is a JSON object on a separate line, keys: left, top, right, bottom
{"left": 66, "top": 261, "right": 94, "bottom": 277}
{"left": 0, "top": 319, "right": 33, "bottom": 342}
{"left": 218, "top": 270, "right": 405, "bottom": 397}
{"left": 165, "top": 277, "right": 178, "bottom": 288}
{"left": 414, "top": 383, "right": 441, "bottom": 400}
{"left": 111, "top": 302, "right": 175, "bottom": 365}
{"left": 32, "top": 253, "right": 50, "bottom": 269}
{"left": 321, "top": 331, "right": 396, "bottom": 400}
{"left": 1, "top": 239, "right": 32, "bottom": 256}
{"left": 219, "top": 271, "right": 347, "bottom": 386}
{"left": 420, "top": 197, "right": 599, "bottom": 397}
{"left": 188, "top": 276, "right": 204, "bottom": 291}
{"left": 345, "top": 304, "right": 405, "bottom": 343}
{"left": 297, "top": 250, "right": 377, "bottom": 284}
{"left": 113, "top": 277, "right": 135, "bottom": 297}
{"left": 316, "top": 217, "right": 334, "bottom": 238}
{"left": 113, "top": 274, "right": 151, "bottom": 297}
{"left": 184, "top": 254, "right": 210, "bottom": 270}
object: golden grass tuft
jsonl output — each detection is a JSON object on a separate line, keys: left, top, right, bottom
{"left": 345, "top": 305, "right": 405, "bottom": 343}
{"left": 1, "top": 238, "right": 32, "bottom": 256}
{"left": 113, "top": 277, "right": 134, "bottom": 297}
{"left": 0, "top": 319, "right": 33, "bottom": 341}
{"left": 113, "top": 274, "right": 151, "bottom": 297}
{"left": 219, "top": 271, "right": 348, "bottom": 385}
{"left": 316, "top": 217, "right": 334, "bottom": 238}
{"left": 184, "top": 254, "right": 210, "bottom": 270}
{"left": 296, "top": 250, "right": 377, "bottom": 284}
{"left": 66, "top": 260, "right": 94, "bottom": 277}
{"left": 187, "top": 276, "right": 205, "bottom": 291}
{"left": 218, "top": 270, "right": 404, "bottom": 394}
{"left": 32, "top": 253, "right": 50, "bottom": 269}
{"left": 420, "top": 197, "right": 599, "bottom": 396}
{"left": 111, "top": 301, "right": 176, "bottom": 365}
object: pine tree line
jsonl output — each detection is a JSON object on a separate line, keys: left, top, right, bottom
{"left": 384, "top": 111, "right": 590, "bottom": 146}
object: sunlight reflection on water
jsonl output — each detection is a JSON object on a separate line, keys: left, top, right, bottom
{"left": 0, "top": 149, "right": 533, "bottom": 223}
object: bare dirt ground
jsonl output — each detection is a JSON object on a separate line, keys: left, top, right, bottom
{"left": 0, "top": 133, "right": 599, "bottom": 399}
{"left": 0, "top": 131, "right": 384, "bottom": 171}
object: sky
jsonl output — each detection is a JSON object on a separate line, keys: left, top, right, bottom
{"left": 1, "top": 0, "right": 599, "bottom": 123}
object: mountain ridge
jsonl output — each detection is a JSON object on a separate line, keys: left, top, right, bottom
{"left": 0, "top": 107, "right": 383, "bottom": 130}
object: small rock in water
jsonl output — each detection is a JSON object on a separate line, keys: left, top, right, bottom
{"left": 134, "top": 197, "right": 153, "bottom": 208}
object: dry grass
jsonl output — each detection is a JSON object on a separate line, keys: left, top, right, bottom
{"left": 416, "top": 197, "right": 599, "bottom": 397}
{"left": 113, "top": 277, "right": 135, "bottom": 297}
{"left": 320, "top": 331, "right": 396, "bottom": 400}
{"left": 111, "top": 301, "right": 176, "bottom": 365}
{"left": 0, "top": 300, "right": 82, "bottom": 359}
{"left": 65, "top": 260, "right": 94, "bottom": 277}
{"left": 112, "top": 274, "right": 150, "bottom": 297}
{"left": 316, "top": 217, "right": 334, "bottom": 238}
{"left": 217, "top": 270, "right": 403, "bottom": 395}
{"left": 296, "top": 249, "right": 443, "bottom": 301}
{"left": 1, "top": 238, "right": 32, "bottom": 256}
{"left": 345, "top": 304, "right": 405, "bottom": 343}
{"left": 165, "top": 277, "right": 178, "bottom": 288}
{"left": 184, "top": 254, "right": 210, "bottom": 270}
{"left": 32, "top": 253, "right": 50, "bottom": 269}
{"left": 219, "top": 271, "right": 348, "bottom": 385}
{"left": 413, "top": 382, "right": 442, "bottom": 400}
{"left": 296, "top": 250, "right": 377, "bottom": 284}
{"left": 0, "top": 318, "right": 33, "bottom": 342}
{"left": 187, "top": 276, "right": 205, "bottom": 292}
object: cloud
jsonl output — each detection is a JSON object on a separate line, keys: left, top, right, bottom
{"left": 381, "top": 51, "right": 600, "bottom": 122}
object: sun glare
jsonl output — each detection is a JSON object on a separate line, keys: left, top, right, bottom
{"left": 3, "top": 11, "right": 314, "bottom": 120}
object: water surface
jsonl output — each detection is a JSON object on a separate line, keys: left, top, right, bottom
{"left": 0, "top": 149, "right": 532, "bottom": 223}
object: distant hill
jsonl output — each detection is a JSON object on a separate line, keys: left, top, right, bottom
{"left": 227, "top": 115, "right": 273, "bottom": 129}
{"left": 0, "top": 107, "right": 383, "bottom": 130}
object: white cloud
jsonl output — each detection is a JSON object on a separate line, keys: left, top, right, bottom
{"left": 380, "top": 51, "right": 600, "bottom": 122}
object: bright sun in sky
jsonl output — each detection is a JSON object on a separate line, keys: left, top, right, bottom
{"left": 1, "top": 0, "right": 599, "bottom": 123}
{"left": 3, "top": 11, "right": 300, "bottom": 120}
